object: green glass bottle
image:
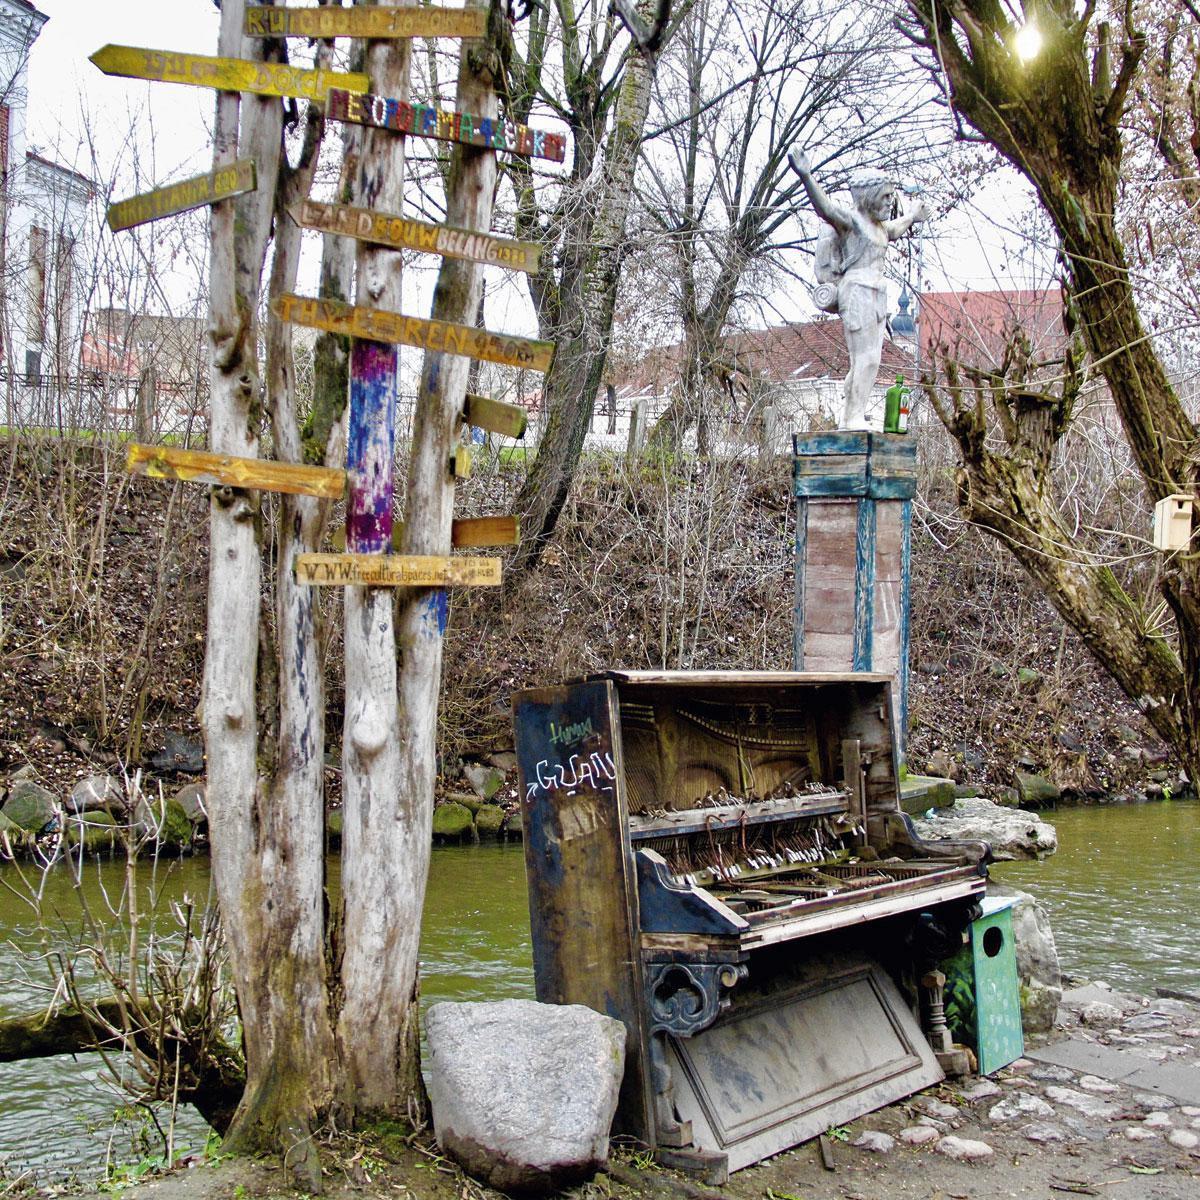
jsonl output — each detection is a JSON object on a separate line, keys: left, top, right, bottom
{"left": 884, "top": 374, "right": 911, "bottom": 434}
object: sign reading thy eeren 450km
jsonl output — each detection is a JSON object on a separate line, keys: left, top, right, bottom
{"left": 108, "top": 160, "right": 256, "bottom": 232}
{"left": 273, "top": 294, "right": 555, "bottom": 373}
{"left": 244, "top": 5, "right": 487, "bottom": 39}
{"left": 89, "top": 45, "right": 368, "bottom": 102}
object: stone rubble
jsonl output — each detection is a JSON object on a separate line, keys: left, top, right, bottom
{"left": 841, "top": 977, "right": 1200, "bottom": 1187}
{"left": 935, "top": 1135, "right": 995, "bottom": 1161}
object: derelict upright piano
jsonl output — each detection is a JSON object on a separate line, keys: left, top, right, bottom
{"left": 515, "top": 671, "right": 990, "bottom": 1179}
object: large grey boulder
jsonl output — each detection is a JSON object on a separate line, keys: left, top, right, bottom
{"left": 913, "top": 797, "right": 1057, "bottom": 861}
{"left": 425, "top": 999, "right": 625, "bottom": 1194}
{"left": 1, "top": 780, "right": 57, "bottom": 831}
{"left": 69, "top": 774, "right": 122, "bottom": 814}
{"left": 987, "top": 883, "right": 1062, "bottom": 1033}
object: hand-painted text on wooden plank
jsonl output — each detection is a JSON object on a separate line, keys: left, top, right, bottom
{"left": 126, "top": 444, "right": 345, "bottom": 498}
{"left": 327, "top": 87, "right": 567, "bottom": 163}
{"left": 273, "top": 293, "right": 555, "bottom": 372}
{"left": 290, "top": 198, "right": 541, "bottom": 273}
{"left": 245, "top": 5, "right": 487, "bottom": 40}
{"left": 89, "top": 45, "right": 368, "bottom": 102}
{"left": 296, "top": 553, "right": 501, "bottom": 587}
{"left": 107, "top": 160, "right": 256, "bottom": 232}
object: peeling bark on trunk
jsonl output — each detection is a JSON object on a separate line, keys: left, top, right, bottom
{"left": 335, "top": 0, "right": 412, "bottom": 1121}
{"left": 203, "top": 3, "right": 339, "bottom": 1182}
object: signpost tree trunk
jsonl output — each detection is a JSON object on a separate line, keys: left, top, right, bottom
{"left": 190, "top": 0, "right": 516, "bottom": 1170}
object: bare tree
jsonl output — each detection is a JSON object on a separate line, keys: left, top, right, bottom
{"left": 642, "top": 0, "right": 932, "bottom": 452}
{"left": 500, "top": 0, "right": 670, "bottom": 578}
{"left": 899, "top": 0, "right": 1200, "bottom": 778}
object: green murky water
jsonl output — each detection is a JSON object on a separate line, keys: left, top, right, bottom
{"left": 0, "top": 845, "right": 533, "bottom": 1179}
{"left": 995, "top": 798, "right": 1200, "bottom": 996}
{"left": 2, "top": 805, "right": 1197, "bottom": 1179}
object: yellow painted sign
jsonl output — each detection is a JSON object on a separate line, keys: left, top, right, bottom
{"left": 107, "top": 160, "right": 256, "bottom": 232}
{"left": 272, "top": 293, "right": 555, "bottom": 373}
{"left": 463, "top": 393, "right": 527, "bottom": 439}
{"left": 290, "top": 198, "right": 541, "bottom": 273}
{"left": 245, "top": 5, "right": 487, "bottom": 40}
{"left": 89, "top": 44, "right": 368, "bottom": 102}
{"left": 126, "top": 443, "right": 345, "bottom": 499}
{"left": 296, "top": 553, "right": 501, "bottom": 587}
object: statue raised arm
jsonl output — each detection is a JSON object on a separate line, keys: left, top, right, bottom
{"left": 789, "top": 149, "right": 927, "bottom": 430}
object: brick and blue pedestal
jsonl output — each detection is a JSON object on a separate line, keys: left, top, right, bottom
{"left": 792, "top": 430, "right": 915, "bottom": 760}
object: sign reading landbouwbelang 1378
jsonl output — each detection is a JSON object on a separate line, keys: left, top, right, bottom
{"left": 326, "top": 88, "right": 567, "bottom": 163}
{"left": 290, "top": 198, "right": 541, "bottom": 273}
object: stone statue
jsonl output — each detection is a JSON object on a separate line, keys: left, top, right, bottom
{"left": 788, "top": 149, "right": 927, "bottom": 430}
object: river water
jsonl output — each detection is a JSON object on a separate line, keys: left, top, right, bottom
{"left": 1, "top": 802, "right": 1196, "bottom": 1180}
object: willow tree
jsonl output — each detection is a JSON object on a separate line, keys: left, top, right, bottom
{"left": 899, "top": 0, "right": 1200, "bottom": 778}
{"left": 203, "top": 0, "right": 506, "bottom": 1180}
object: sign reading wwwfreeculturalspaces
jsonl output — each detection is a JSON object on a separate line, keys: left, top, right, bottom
{"left": 108, "top": 160, "right": 256, "bottom": 232}
{"left": 327, "top": 88, "right": 567, "bottom": 163}
{"left": 272, "top": 294, "right": 555, "bottom": 373}
{"left": 89, "top": 44, "right": 367, "bottom": 102}
{"left": 244, "top": 4, "right": 488, "bottom": 39}
{"left": 290, "top": 198, "right": 541, "bottom": 273}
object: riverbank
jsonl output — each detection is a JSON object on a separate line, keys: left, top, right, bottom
{"left": 0, "top": 440, "right": 1180, "bottom": 814}
{"left": 10, "top": 979, "right": 1195, "bottom": 1200}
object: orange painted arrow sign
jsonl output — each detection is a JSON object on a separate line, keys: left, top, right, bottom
{"left": 290, "top": 198, "right": 541, "bottom": 273}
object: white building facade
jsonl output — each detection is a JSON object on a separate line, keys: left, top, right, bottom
{"left": 0, "top": 0, "right": 93, "bottom": 415}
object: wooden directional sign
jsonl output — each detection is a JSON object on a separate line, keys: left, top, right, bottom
{"left": 108, "top": 160, "right": 256, "bottom": 232}
{"left": 327, "top": 88, "right": 567, "bottom": 163}
{"left": 330, "top": 516, "right": 519, "bottom": 552}
{"left": 463, "top": 393, "right": 528, "bottom": 439}
{"left": 245, "top": 5, "right": 488, "bottom": 40}
{"left": 273, "top": 293, "right": 555, "bottom": 373}
{"left": 296, "top": 553, "right": 501, "bottom": 587}
{"left": 290, "top": 198, "right": 541, "bottom": 274}
{"left": 126, "top": 444, "right": 345, "bottom": 499}
{"left": 452, "top": 516, "right": 519, "bottom": 548}
{"left": 90, "top": 45, "right": 368, "bottom": 102}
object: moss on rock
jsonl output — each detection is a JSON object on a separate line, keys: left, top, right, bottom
{"left": 433, "top": 802, "right": 475, "bottom": 844}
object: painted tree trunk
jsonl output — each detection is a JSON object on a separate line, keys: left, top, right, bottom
{"left": 335, "top": 1, "right": 411, "bottom": 1118}
{"left": 394, "top": 6, "right": 503, "bottom": 1109}
{"left": 509, "top": 45, "right": 654, "bottom": 577}
{"left": 202, "top": 3, "right": 339, "bottom": 1181}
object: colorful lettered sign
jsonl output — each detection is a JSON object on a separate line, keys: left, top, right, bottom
{"left": 326, "top": 87, "right": 567, "bottom": 163}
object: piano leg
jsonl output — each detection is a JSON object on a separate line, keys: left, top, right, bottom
{"left": 921, "top": 968, "right": 974, "bottom": 1077}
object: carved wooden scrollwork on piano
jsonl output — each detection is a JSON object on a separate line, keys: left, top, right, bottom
{"left": 644, "top": 961, "right": 746, "bottom": 1038}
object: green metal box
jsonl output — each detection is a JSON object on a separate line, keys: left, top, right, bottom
{"left": 943, "top": 896, "right": 1025, "bottom": 1075}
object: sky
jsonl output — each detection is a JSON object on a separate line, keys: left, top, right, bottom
{"left": 22, "top": 0, "right": 1056, "bottom": 328}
